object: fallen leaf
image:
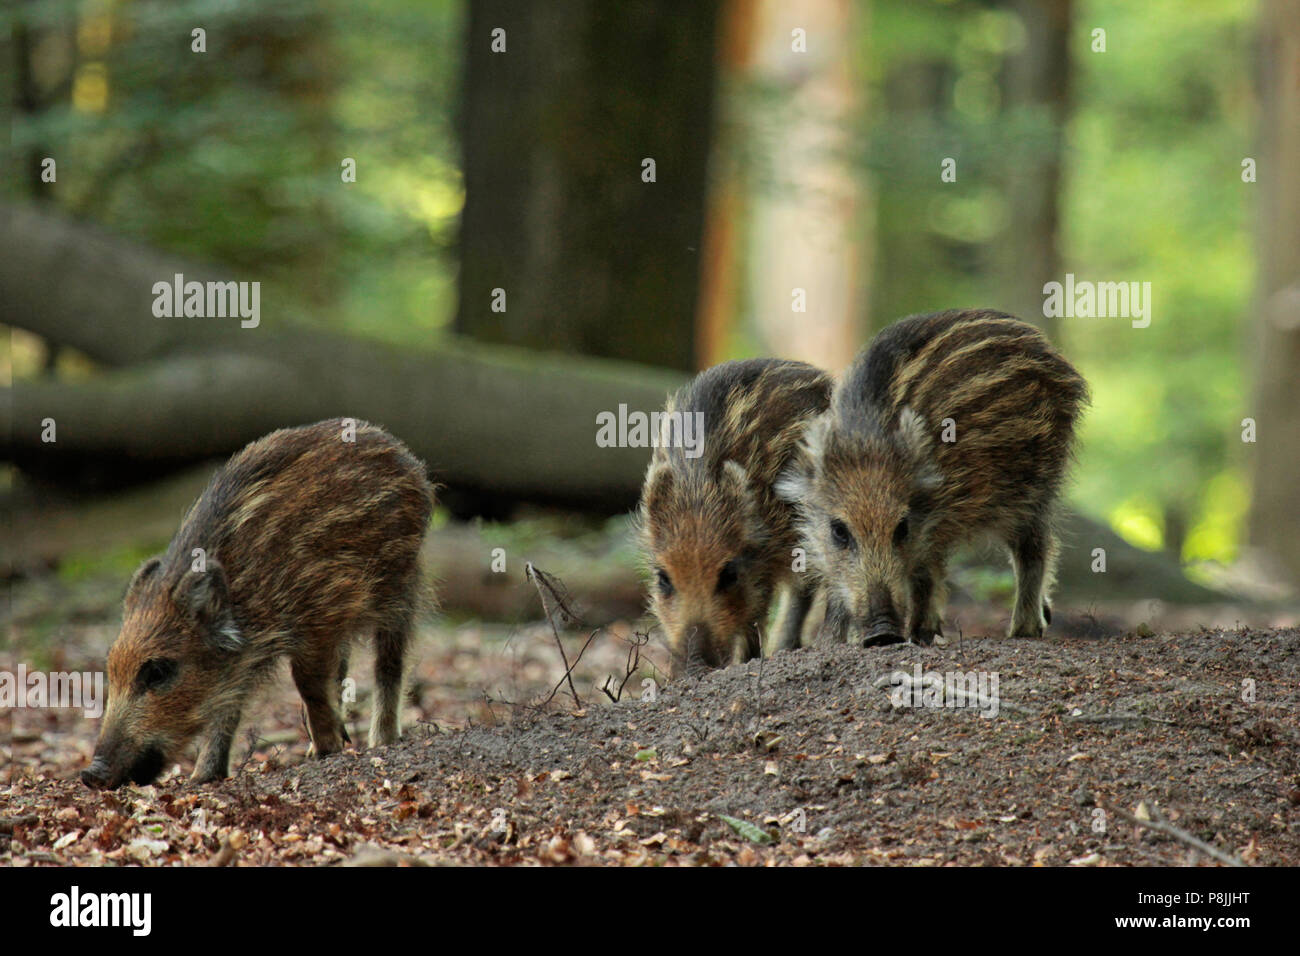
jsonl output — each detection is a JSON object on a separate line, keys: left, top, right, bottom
{"left": 719, "top": 815, "right": 774, "bottom": 845}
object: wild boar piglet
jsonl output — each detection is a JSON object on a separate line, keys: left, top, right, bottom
{"left": 639, "top": 359, "right": 832, "bottom": 675}
{"left": 779, "top": 310, "right": 1088, "bottom": 646}
{"left": 83, "top": 418, "right": 434, "bottom": 789}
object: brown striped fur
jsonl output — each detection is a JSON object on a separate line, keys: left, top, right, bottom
{"left": 779, "top": 310, "right": 1088, "bottom": 646}
{"left": 83, "top": 419, "right": 435, "bottom": 789}
{"left": 637, "top": 359, "right": 832, "bottom": 675}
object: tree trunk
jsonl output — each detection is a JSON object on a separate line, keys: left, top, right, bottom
{"left": 997, "top": 0, "right": 1072, "bottom": 340}
{"left": 0, "top": 201, "right": 683, "bottom": 512}
{"left": 695, "top": 0, "right": 758, "bottom": 367}
{"left": 743, "top": 0, "right": 871, "bottom": 373}
{"left": 1248, "top": 0, "right": 1300, "bottom": 583}
{"left": 454, "top": 0, "right": 719, "bottom": 371}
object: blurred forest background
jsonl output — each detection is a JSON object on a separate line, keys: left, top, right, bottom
{"left": 3, "top": 0, "right": 1298, "bottom": 631}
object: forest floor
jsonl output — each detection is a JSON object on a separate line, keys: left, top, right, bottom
{"left": 4, "top": 576, "right": 1298, "bottom": 866}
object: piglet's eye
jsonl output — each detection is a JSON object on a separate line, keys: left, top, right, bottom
{"left": 716, "top": 560, "right": 739, "bottom": 593}
{"left": 656, "top": 568, "right": 675, "bottom": 598}
{"left": 830, "top": 519, "right": 854, "bottom": 549}
{"left": 136, "top": 658, "right": 178, "bottom": 693}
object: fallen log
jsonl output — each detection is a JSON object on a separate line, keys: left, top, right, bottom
{"left": 1, "top": 201, "right": 685, "bottom": 509}
{"left": 0, "top": 201, "right": 1233, "bottom": 604}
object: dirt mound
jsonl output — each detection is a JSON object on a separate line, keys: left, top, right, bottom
{"left": 6, "top": 626, "right": 1296, "bottom": 866}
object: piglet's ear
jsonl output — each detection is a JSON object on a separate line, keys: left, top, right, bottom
{"left": 896, "top": 407, "right": 931, "bottom": 459}
{"left": 777, "top": 416, "right": 829, "bottom": 505}
{"left": 897, "top": 407, "right": 943, "bottom": 492}
{"left": 721, "top": 460, "right": 762, "bottom": 523}
{"left": 801, "top": 414, "right": 831, "bottom": 464}
{"left": 775, "top": 465, "right": 810, "bottom": 505}
{"left": 172, "top": 560, "right": 242, "bottom": 651}
{"left": 643, "top": 459, "right": 674, "bottom": 511}
{"left": 638, "top": 460, "right": 676, "bottom": 548}
{"left": 126, "top": 556, "right": 163, "bottom": 600}
{"left": 720, "top": 459, "right": 749, "bottom": 493}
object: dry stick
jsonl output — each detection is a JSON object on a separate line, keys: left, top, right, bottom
{"left": 602, "top": 630, "right": 649, "bottom": 703}
{"left": 1067, "top": 713, "right": 1178, "bottom": 727}
{"left": 526, "top": 562, "right": 583, "bottom": 710}
{"left": 483, "top": 625, "right": 601, "bottom": 717}
{"left": 866, "top": 675, "right": 1180, "bottom": 726}
{"left": 616, "top": 633, "right": 646, "bottom": 700}
{"left": 235, "top": 727, "right": 266, "bottom": 774}
{"left": 539, "top": 627, "right": 601, "bottom": 708}
{"left": 869, "top": 673, "right": 1040, "bottom": 717}
{"left": 1109, "top": 804, "right": 1246, "bottom": 868}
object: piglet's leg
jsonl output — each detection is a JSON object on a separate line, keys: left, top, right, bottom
{"left": 1009, "top": 518, "right": 1053, "bottom": 638}
{"left": 773, "top": 576, "right": 816, "bottom": 653}
{"left": 193, "top": 700, "right": 247, "bottom": 784}
{"left": 337, "top": 643, "right": 353, "bottom": 745}
{"left": 909, "top": 561, "right": 947, "bottom": 645}
{"left": 370, "top": 617, "right": 412, "bottom": 748}
{"left": 292, "top": 642, "right": 347, "bottom": 759}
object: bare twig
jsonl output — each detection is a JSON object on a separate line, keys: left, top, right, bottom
{"left": 525, "top": 562, "right": 585, "bottom": 627}
{"left": 478, "top": 624, "right": 601, "bottom": 727}
{"left": 866, "top": 669, "right": 1184, "bottom": 730}
{"left": 1066, "top": 712, "right": 1178, "bottom": 727}
{"left": 235, "top": 727, "right": 266, "bottom": 774}
{"left": 1084, "top": 603, "right": 1100, "bottom": 630}
{"left": 526, "top": 562, "right": 583, "bottom": 709}
{"left": 602, "top": 629, "right": 651, "bottom": 703}
{"left": 680, "top": 718, "right": 709, "bottom": 743}
{"left": 1109, "top": 804, "right": 1246, "bottom": 867}
{"left": 539, "top": 626, "right": 600, "bottom": 707}
{"left": 869, "top": 672, "right": 1039, "bottom": 716}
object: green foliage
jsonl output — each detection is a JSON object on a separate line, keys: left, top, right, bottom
{"left": 951, "top": 564, "right": 1016, "bottom": 603}
{"left": 11, "top": 0, "right": 464, "bottom": 340}
{"left": 57, "top": 541, "right": 164, "bottom": 584}
{"left": 1064, "top": 0, "right": 1254, "bottom": 564}
{"left": 862, "top": 0, "right": 1254, "bottom": 565}
{"left": 10, "top": 0, "right": 1257, "bottom": 570}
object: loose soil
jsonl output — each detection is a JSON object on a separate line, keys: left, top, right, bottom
{"left": 4, "top": 612, "right": 1296, "bottom": 867}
